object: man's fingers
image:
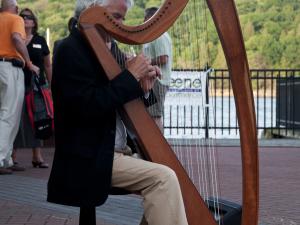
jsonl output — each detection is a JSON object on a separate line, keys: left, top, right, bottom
{"left": 154, "top": 66, "right": 162, "bottom": 78}
{"left": 145, "top": 57, "right": 151, "bottom": 64}
{"left": 148, "top": 70, "right": 157, "bottom": 78}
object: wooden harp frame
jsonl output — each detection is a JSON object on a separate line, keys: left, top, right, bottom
{"left": 79, "top": 1, "right": 259, "bottom": 225}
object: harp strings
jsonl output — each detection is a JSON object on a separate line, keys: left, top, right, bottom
{"left": 168, "top": 0, "right": 222, "bottom": 220}
{"left": 114, "top": 1, "right": 221, "bottom": 218}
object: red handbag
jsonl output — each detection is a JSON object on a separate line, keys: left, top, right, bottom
{"left": 25, "top": 75, "right": 54, "bottom": 140}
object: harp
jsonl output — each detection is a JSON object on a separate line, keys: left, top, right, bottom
{"left": 78, "top": 0, "right": 259, "bottom": 225}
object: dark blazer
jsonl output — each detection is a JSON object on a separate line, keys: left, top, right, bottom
{"left": 47, "top": 27, "right": 144, "bottom": 207}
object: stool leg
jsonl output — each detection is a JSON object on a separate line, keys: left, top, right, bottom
{"left": 79, "top": 207, "right": 96, "bottom": 225}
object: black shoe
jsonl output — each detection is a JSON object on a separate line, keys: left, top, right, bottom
{"left": 32, "top": 161, "right": 49, "bottom": 168}
{"left": 0, "top": 167, "right": 13, "bottom": 175}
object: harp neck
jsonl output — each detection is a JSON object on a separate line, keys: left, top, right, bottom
{"left": 79, "top": 0, "right": 188, "bottom": 45}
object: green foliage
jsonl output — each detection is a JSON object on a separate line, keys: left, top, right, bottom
{"left": 18, "top": 0, "right": 73, "bottom": 50}
{"left": 17, "top": 0, "right": 300, "bottom": 69}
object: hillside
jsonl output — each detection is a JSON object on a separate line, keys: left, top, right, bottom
{"left": 18, "top": 0, "right": 300, "bottom": 69}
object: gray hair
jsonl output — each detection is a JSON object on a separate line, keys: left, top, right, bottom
{"left": 74, "top": 0, "right": 133, "bottom": 19}
{"left": 1, "top": 0, "right": 17, "bottom": 9}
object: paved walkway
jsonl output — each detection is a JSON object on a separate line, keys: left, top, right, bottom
{"left": 0, "top": 148, "right": 143, "bottom": 225}
{"left": 0, "top": 139, "right": 299, "bottom": 225}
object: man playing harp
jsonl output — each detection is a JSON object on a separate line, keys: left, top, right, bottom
{"left": 47, "top": 0, "right": 188, "bottom": 224}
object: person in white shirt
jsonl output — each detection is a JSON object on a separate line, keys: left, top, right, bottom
{"left": 143, "top": 7, "right": 173, "bottom": 132}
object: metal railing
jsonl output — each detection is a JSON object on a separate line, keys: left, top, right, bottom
{"left": 163, "top": 69, "right": 300, "bottom": 139}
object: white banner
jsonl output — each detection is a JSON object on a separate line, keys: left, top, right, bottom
{"left": 167, "top": 70, "right": 208, "bottom": 105}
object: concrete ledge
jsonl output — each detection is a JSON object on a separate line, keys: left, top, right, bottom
{"left": 167, "top": 138, "right": 300, "bottom": 147}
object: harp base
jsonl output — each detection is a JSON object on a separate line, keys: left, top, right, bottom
{"left": 206, "top": 198, "right": 242, "bottom": 225}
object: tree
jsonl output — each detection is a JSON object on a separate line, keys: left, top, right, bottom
{"left": 17, "top": 0, "right": 300, "bottom": 69}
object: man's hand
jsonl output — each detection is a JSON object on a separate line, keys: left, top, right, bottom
{"left": 140, "top": 66, "right": 161, "bottom": 92}
{"left": 154, "top": 65, "right": 162, "bottom": 79}
{"left": 27, "top": 61, "right": 40, "bottom": 75}
{"left": 126, "top": 54, "right": 155, "bottom": 81}
{"left": 12, "top": 33, "right": 40, "bottom": 74}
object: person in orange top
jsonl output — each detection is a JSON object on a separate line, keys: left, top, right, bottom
{"left": 0, "top": 0, "right": 39, "bottom": 175}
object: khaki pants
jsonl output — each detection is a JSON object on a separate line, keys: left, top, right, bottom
{"left": 0, "top": 62, "right": 24, "bottom": 167}
{"left": 112, "top": 152, "right": 188, "bottom": 225}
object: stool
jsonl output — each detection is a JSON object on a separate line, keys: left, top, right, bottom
{"left": 80, "top": 207, "right": 96, "bottom": 225}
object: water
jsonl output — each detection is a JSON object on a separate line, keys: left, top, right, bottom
{"left": 161, "top": 71, "right": 276, "bottom": 139}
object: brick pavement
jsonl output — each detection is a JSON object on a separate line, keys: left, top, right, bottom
{"left": 0, "top": 140, "right": 299, "bottom": 225}
{"left": 0, "top": 147, "right": 143, "bottom": 225}
{"left": 0, "top": 199, "right": 80, "bottom": 225}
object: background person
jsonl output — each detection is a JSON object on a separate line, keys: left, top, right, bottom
{"left": 13, "top": 7, "right": 52, "bottom": 169}
{"left": 52, "top": 17, "right": 76, "bottom": 60}
{"left": 0, "top": 0, "right": 39, "bottom": 175}
{"left": 47, "top": 0, "right": 188, "bottom": 224}
{"left": 143, "top": 7, "right": 173, "bottom": 132}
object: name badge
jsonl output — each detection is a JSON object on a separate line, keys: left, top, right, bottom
{"left": 33, "top": 44, "right": 42, "bottom": 49}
